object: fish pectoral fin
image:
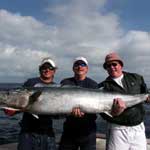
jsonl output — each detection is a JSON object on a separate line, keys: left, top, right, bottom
{"left": 29, "top": 91, "right": 42, "bottom": 104}
{"left": 103, "top": 111, "right": 113, "bottom": 118}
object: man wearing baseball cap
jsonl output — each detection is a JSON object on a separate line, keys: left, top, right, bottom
{"left": 99, "top": 52, "right": 149, "bottom": 150}
{"left": 5, "top": 57, "right": 58, "bottom": 150}
{"left": 59, "top": 56, "right": 98, "bottom": 150}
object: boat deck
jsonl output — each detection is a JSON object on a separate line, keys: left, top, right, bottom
{"left": 0, "top": 134, "right": 150, "bottom": 150}
{"left": 0, "top": 140, "right": 105, "bottom": 150}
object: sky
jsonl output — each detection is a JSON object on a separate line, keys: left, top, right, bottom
{"left": 0, "top": 0, "right": 150, "bottom": 87}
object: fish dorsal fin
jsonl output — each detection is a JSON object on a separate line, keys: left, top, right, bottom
{"left": 29, "top": 91, "right": 42, "bottom": 104}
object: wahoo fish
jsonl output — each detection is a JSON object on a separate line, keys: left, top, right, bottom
{"left": 0, "top": 86, "right": 148, "bottom": 115}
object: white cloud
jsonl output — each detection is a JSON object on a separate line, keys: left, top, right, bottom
{"left": 118, "top": 31, "right": 150, "bottom": 84}
{"left": 45, "top": 0, "right": 123, "bottom": 70}
{"left": 0, "top": 0, "right": 150, "bottom": 86}
{"left": 0, "top": 9, "right": 57, "bottom": 82}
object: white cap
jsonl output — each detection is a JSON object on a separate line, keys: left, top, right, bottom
{"left": 74, "top": 56, "right": 88, "bottom": 65}
{"left": 40, "top": 57, "right": 57, "bottom": 68}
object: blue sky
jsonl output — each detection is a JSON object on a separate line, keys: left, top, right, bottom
{"left": 0, "top": 0, "right": 150, "bottom": 87}
{"left": 104, "top": 0, "right": 150, "bottom": 31}
{"left": 0, "top": 0, "right": 48, "bottom": 21}
{"left": 1, "top": 0, "right": 150, "bottom": 30}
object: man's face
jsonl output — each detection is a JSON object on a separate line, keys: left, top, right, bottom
{"left": 40, "top": 63, "right": 56, "bottom": 79}
{"left": 73, "top": 61, "right": 88, "bottom": 76}
{"left": 105, "top": 61, "right": 123, "bottom": 78}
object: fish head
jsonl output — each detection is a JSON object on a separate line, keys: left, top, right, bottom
{"left": 0, "top": 88, "right": 34, "bottom": 109}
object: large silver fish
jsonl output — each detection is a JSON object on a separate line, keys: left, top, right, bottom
{"left": 0, "top": 86, "right": 148, "bottom": 115}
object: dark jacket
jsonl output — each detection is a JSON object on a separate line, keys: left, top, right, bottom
{"left": 61, "top": 77, "right": 98, "bottom": 136}
{"left": 99, "top": 72, "right": 148, "bottom": 126}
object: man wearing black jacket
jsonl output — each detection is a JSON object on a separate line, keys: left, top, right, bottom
{"left": 99, "top": 52, "right": 148, "bottom": 150}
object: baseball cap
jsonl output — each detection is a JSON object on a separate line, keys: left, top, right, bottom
{"left": 73, "top": 56, "right": 88, "bottom": 66}
{"left": 40, "top": 57, "right": 57, "bottom": 69}
{"left": 103, "top": 52, "right": 124, "bottom": 69}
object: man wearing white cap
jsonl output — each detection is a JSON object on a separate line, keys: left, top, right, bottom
{"left": 99, "top": 52, "right": 149, "bottom": 150}
{"left": 5, "top": 57, "right": 58, "bottom": 150}
{"left": 59, "top": 57, "right": 98, "bottom": 150}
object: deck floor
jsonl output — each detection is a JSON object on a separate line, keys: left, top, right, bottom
{"left": 0, "top": 139, "right": 150, "bottom": 150}
{"left": 0, "top": 139, "right": 106, "bottom": 150}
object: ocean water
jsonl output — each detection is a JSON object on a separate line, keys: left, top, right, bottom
{"left": 0, "top": 83, "right": 149, "bottom": 145}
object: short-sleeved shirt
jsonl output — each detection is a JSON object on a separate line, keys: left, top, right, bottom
{"left": 60, "top": 77, "right": 98, "bottom": 136}
{"left": 20, "top": 77, "right": 56, "bottom": 136}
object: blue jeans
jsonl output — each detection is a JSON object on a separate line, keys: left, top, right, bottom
{"left": 18, "top": 132, "right": 56, "bottom": 150}
{"left": 59, "top": 132, "right": 96, "bottom": 150}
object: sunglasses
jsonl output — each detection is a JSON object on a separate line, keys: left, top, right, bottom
{"left": 41, "top": 66, "right": 55, "bottom": 71}
{"left": 74, "top": 62, "right": 87, "bottom": 67}
{"left": 106, "top": 63, "right": 118, "bottom": 68}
